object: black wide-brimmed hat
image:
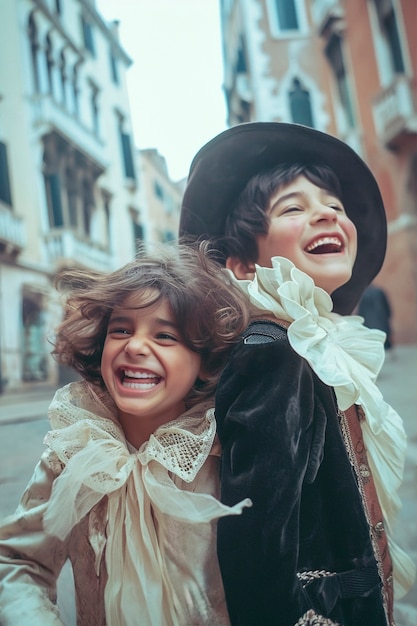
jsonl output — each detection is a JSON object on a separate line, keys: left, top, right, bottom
{"left": 179, "top": 122, "right": 387, "bottom": 315}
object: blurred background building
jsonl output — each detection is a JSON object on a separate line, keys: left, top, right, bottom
{"left": 0, "top": 0, "right": 416, "bottom": 395}
{"left": 220, "top": 0, "right": 417, "bottom": 344}
{"left": 139, "top": 148, "right": 185, "bottom": 245}
{"left": 0, "top": 0, "right": 182, "bottom": 394}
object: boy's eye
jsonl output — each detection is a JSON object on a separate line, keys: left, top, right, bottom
{"left": 328, "top": 203, "right": 345, "bottom": 212}
{"left": 281, "top": 205, "right": 303, "bottom": 214}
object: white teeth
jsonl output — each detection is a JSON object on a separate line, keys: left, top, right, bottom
{"left": 306, "top": 236, "right": 342, "bottom": 252}
{"left": 124, "top": 370, "right": 157, "bottom": 379}
{"left": 122, "top": 370, "right": 160, "bottom": 389}
{"left": 123, "top": 381, "right": 156, "bottom": 390}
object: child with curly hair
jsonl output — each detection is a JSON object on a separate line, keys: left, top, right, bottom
{"left": 0, "top": 243, "right": 253, "bottom": 626}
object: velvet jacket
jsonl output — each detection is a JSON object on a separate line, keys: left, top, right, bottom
{"left": 215, "top": 321, "right": 391, "bottom": 626}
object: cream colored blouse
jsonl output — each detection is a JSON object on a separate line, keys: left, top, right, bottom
{"left": 0, "top": 381, "right": 250, "bottom": 626}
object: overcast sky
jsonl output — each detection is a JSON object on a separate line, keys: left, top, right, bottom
{"left": 97, "top": 0, "right": 228, "bottom": 181}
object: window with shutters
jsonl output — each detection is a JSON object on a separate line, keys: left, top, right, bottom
{"left": 268, "top": 0, "right": 307, "bottom": 36}
{"left": 0, "top": 142, "right": 12, "bottom": 207}
{"left": 117, "top": 114, "right": 136, "bottom": 181}
{"left": 325, "top": 35, "right": 355, "bottom": 129}
{"left": 374, "top": 0, "right": 405, "bottom": 73}
{"left": 81, "top": 16, "right": 95, "bottom": 56}
{"left": 289, "top": 78, "right": 314, "bottom": 127}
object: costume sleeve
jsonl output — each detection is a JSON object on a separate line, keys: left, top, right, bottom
{"left": 0, "top": 448, "right": 69, "bottom": 626}
{"left": 215, "top": 327, "right": 328, "bottom": 626}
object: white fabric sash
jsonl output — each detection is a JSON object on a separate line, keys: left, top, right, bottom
{"left": 43, "top": 383, "right": 251, "bottom": 626}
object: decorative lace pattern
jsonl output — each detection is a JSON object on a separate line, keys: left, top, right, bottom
{"left": 140, "top": 412, "right": 216, "bottom": 482}
{"left": 42, "top": 381, "right": 251, "bottom": 626}
{"left": 226, "top": 256, "right": 415, "bottom": 598}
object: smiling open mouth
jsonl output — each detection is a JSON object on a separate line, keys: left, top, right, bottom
{"left": 306, "top": 236, "right": 343, "bottom": 254}
{"left": 121, "top": 369, "right": 161, "bottom": 389}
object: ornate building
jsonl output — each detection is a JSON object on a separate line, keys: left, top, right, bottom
{"left": 0, "top": 0, "right": 148, "bottom": 393}
{"left": 219, "top": 0, "right": 417, "bottom": 342}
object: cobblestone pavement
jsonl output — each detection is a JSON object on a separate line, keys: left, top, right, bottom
{"left": 377, "top": 346, "right": 417, "bottom": 626}
{"left": 0, "top": 344, "right": 416, "bottom": 625}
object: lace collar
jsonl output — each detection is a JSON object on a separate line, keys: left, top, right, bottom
{"left": 227, "top": 256, "right": 388, "bottom": 413}
{"left": 226, "top": 256, "right": 415, "bottom": 597}
{"left": 43, "top": 381, "right": 250, "bottom": 626}
{"left": 45, "top": 380, "right": 219, "bottom": 483}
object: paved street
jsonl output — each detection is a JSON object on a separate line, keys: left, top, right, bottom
{"left": 0, "top": 344, "right": 416, "bottom": 625}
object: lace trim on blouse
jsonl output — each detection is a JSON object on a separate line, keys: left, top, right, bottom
{"left": 42, "top": 381, "right": 251, "bottom": 626}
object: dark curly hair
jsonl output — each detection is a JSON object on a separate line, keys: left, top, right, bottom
{"left": 52, "top": 242, "right": 252, "bottom": 407}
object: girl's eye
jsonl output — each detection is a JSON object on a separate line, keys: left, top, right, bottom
{"left": 157, "top": 333, "right": 178, "bottom": 342}
{"left": 328, "top": 203, "right": 345, "bottom": 212}
{"left": 108, "top": 328, "right": 130, "bottom": 336}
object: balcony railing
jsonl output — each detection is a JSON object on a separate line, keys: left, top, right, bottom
{"left": 0, "top": 206, "right": 26, "bottom": 253}
{"left": 44, "top": 230, "right": 114, "bottom": 272}
{"left": 32, "top": 95, "right": 108, "bottom": 171}
{"left": 373, "top": 76, "right": 417, "bottom": 148}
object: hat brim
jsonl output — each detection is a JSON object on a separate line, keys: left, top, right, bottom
{"left": 180, "top": 122, "right": 387, "bottom": 314}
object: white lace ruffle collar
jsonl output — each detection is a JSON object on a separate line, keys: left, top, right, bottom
{"left": 226, "top": 256, "right": 415, "bottom": 597}
{"left": 42, "top": 381, "right": 250, "bottom": 626}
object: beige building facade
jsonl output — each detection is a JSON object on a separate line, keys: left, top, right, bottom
{"left": 139, "top": 148, "right": 184, "bottom": 246}
{"left": 220, "top": 0, "right": 417, "bottom": 343}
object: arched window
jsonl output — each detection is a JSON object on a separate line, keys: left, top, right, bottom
{"left": 130, "top": 207, "right": 144, "bottom": 249}
{"left": 90, "top": 83, "right": 100, "bottom": 136}
{"left": 116, "top": 113, "right": 136, "bottom": 180}
{"left": 374, "top": 0, "right": 405, "bottom": 73}
{"left": 22, "top": 294, "right": 48, "bottom": 382}
{"left": 82, "top": 177, "right": 94, "bottom": 236}
{"left": 72, "top": 63, "right": 80, "bottom": 118}
{"left": 289, "top": 78, "right": 314, "bottom": 127}
{"left": 59, "top": 50, "right": 67, "bottom": 107}
{"left": 101, "top": 191, "right": 111, "bottom": 248}
{"left": 65, "top": 165, "right": 78, "bottom": 227}
{"left": 45, "top": 34, "right": 54, "bottom": 96}
{"left": 325, "top": 35, "right": 355, "bottom": 129}
{"left": 0, "top": 141, "right": 12, "bottom": 206}
{"left": 28, "top": 13, "right": 40, "bottom": 92}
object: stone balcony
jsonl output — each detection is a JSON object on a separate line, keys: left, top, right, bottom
{"left": 44, "top": 229, "right": 114, "bottom": 273}
{"left": 373, "top": 76, "right": 417, "bottom": 149}
{"left": 0, "top": 206, "right": 26, "bottom": 255}
{"left": 32, "top": 95, "right": 108, "bottom": 171}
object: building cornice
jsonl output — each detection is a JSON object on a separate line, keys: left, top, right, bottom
{"left": 31, "top": 0, "right": 132, "bottom": 66}
{"left": 77, "top": 0, "right": 132, "bottom": 65}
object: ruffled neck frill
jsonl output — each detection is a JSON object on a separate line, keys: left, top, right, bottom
{"left": 42, "top": 381, "right": 250, "bottom": 626}
{"left": 226, "top": 256, "right": 415, "bottom": 598}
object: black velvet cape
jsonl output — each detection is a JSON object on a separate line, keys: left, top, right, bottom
{"left": 215, "top": 321, "right": 388, "bottom": 626}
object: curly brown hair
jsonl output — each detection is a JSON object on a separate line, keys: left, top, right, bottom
{"left": 52, "top": 242, "right": 252, "bottom": 406}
